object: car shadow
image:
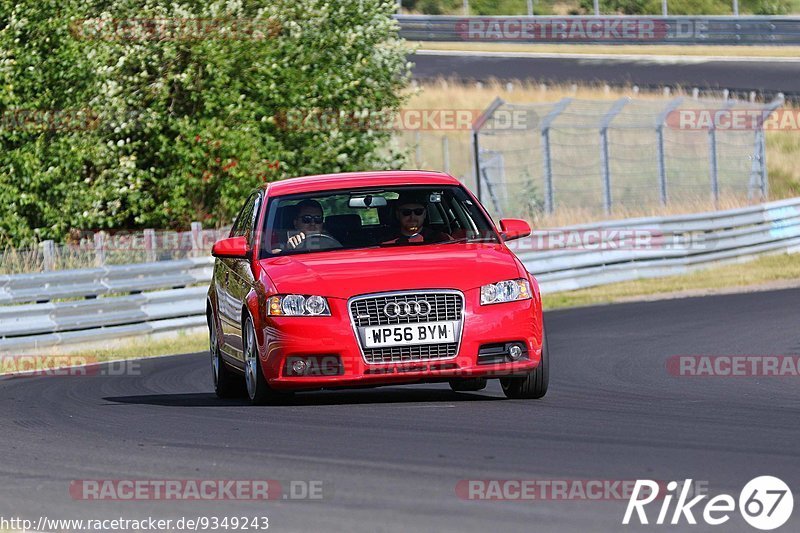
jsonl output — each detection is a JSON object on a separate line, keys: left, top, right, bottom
{"left": 104, "top": 387, "right": 504, "bottom": 407}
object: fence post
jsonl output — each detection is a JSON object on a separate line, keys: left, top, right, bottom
{"left": 94, "top": 232, "right": 106, "bottom": 267}
{"left": 191, "top": 222, "right": 203, "bottom": 258}
{"left": 655, "top": 98, "right": 685, "bottom": 207}
{"left": 709, "top": 128, "right": 719, "bottom": 207}
{"left": 144, "top": 228, "right": 156, "bottom": 262}
{"left": 471, "top": 97, "right": 506, "bottom": 205}
{"left": 539, "top": 97, "right": 572, "bottom": 215}
{"left": 754, "top": 94, "right": 784, "bottom": 200}
{"left": 471, "top": 130, "right": 482, "bottom": 204}
{"left": 599, "top": 98, "right": 630, "bottom": 215}
{"left": 442, "top": 136, "right": 450, "bottom": 174}
{"left": 41, "top": 240, "right": 55, "bottom": 272}
{"left": 759, "top": 129, "right": 768, "bottom": 199}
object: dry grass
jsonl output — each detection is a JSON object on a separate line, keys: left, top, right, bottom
{"left": 412, "top": 41, "right": 800, "bottom": 58}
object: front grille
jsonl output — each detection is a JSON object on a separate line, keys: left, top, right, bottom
{"left": 349, "top": 291, "right": 464, "bottom": 364}
{"left": 364, "top": 343, "right": 459, "bottom": 364}
{"left": 350, "top": 292, "right": 462, "bottom": 327}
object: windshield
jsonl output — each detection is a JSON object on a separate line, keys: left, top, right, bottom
{"left": 260, "top": 185, "right": 499, "bottom": 257}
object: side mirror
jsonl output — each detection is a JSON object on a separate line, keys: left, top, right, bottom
{"left": 499, "top": 219, "right": 531, "bottom": 241}
{"left": 212, "top": 236, "right": 250, "bottom": 259}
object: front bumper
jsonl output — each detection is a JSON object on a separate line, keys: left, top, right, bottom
{"left": 259, "top": 288, "right": 543, "bottom": 391}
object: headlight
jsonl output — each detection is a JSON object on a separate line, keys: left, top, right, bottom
{"left": 267, "top": 294, "right": 331, "bottom": 316}
{"left": 480, "top": 279, "right": 532, "bottom": 305}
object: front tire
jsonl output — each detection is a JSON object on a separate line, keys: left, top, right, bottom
{"left": 243, "top": 315, "right": 291, "bottom": 405}
{"left": 209, "top": 314, "right": 242, "bottom": 398}
{"left": 500, "top": 327, "right": 549, "bottom": 400}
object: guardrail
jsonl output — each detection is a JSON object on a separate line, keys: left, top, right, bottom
{"left": 1, "top": 197, "right": 798, "bottom": 352}
{"left": 396, "top": 15, "right": 800, "bottom": 45}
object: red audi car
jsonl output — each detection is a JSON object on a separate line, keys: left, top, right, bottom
{"left": 207, "top": 170, "right": 548, "bottom": 404}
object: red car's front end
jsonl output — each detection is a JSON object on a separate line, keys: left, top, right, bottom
{"left": 208, "top": 171, "right": 549, "bottom": 403}
{"left": 257, "top": 244, "right": 543, "bottom": 390}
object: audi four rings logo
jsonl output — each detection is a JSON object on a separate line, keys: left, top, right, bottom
{"left": 384, "top": 301, "right": 432, "bottom": 318}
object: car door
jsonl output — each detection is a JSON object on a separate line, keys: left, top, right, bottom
{"left": 224, "top": 192, "right": 261, "bottom": 362}
{"left": 218, "top": 193, "right": 258, "bottom": 361}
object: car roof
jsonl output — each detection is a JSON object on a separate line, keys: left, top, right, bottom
{"left": 261, "top": 170, "right": 462, "bottom": 197}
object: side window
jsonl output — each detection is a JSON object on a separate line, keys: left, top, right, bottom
{"left": 231, "top": 193, "right": 257, "bottom": 240}
{"left": 246, "top": 196, "right": 262, "bottom": 246}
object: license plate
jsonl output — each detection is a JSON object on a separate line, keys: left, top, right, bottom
{"left": 363, "top": 321, "right": 457, "bottom": 348}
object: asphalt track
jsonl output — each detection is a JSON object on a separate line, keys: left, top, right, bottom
{"left": 2, "top": 288, "right": 799, "bottom": 532}
{"left": 411, "top": 50, "right": 800, "bottom": 99}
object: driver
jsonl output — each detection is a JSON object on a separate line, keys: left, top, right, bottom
{"left": 286, "top": 199, "right": 327, "bottom": 249}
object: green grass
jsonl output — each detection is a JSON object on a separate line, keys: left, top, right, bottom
{"left": 542, "top": 252, "right": 800, "bottom": 309}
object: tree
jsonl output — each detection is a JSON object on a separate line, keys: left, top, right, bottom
{"left": 0, "top": 0, "right": 411, "bottom": 245}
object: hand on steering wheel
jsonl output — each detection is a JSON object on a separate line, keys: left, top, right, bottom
{"left": 287, "top": 232, "right": 342, "bottom": 250}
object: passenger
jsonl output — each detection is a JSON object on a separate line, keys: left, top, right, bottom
{"left": 383, "top": 192, "right": 452, "bottom": 244}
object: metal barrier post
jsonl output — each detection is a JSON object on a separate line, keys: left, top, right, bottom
{"left": 471, "top": 131, "right": 481, "bottom": 204}
{"left": 94, "top": 232, "right": 106, "bottom": 267}
{"left": 442, "top": 136, "right": 450, "bottom": 174}
{"left": 144, "top": 229, "right": 156, "bottom": 262}
{"left": 414, "top": 131, "right": 422, "bottom": 167}
{"left": 539, "top": 98, "right": 572, "bottom": 215}
{"left": 191, "top": 222, "right": 203, "bottom": 258}
{"left": 471, "top": 97, "right": 505, "bottom": 205}
{"left": 757, "top": 93, "right": 785, "bottom": 200}
{"left": 600, "top": 98, "right": 630, "bottom": 215}
{"left": 656, "top": 98, "right": 684, "bottom": 207}
{"left": 41, "top": 240, "right": 55, "bottom": 272}
{"left": 709, "top": 128, "right": 719, "bottom": 206}
{"left": 708, "top": 100, "right": 735, "bottom": 207}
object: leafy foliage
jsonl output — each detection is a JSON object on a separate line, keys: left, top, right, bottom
{"left": 0, "top": 0, "right": 410, "bottom": 245}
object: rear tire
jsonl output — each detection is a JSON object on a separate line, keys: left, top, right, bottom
{"left": 209, "top": 314, "right": 242, "bottom": 398}
{"left": 243, "top": 316, "right": 292, "bottom": 405}
{"left": 500, "top": 327, "right": 549, "bottom": 400}
{"left": 449, "top": 378, "right": 487, "bottom": 392}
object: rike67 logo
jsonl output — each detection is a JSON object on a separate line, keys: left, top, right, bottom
{"left": 623, "top": 476, "right": 794, "bottom": 530}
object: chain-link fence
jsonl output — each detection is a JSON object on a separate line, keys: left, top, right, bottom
{"left": 397, "top": 95, "right": 784, "bottom": 221}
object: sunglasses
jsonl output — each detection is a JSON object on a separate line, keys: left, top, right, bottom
{"left": 400, "top": 208, "right": 425, "bottom": 216}
{"left": 299, "top": 215, "right": 323, "bottom": 224}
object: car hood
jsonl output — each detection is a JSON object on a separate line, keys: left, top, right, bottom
{"left": 259, "top": 243, "right": 523, "bottom": 299}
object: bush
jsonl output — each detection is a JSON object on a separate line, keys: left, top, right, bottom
{"left": 0, "top": 0, "right": 411, "bottom": 245}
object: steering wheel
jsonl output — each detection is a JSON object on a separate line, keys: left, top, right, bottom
{"left": 295, "top": 233, "right": 343, "bottom": 251}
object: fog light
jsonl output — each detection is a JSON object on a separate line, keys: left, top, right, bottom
{"left": 291, "top": 360, "right": 308, "bottom": 374}
{"left": 508, "top": 344, "right": 523, "bottom": 361}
